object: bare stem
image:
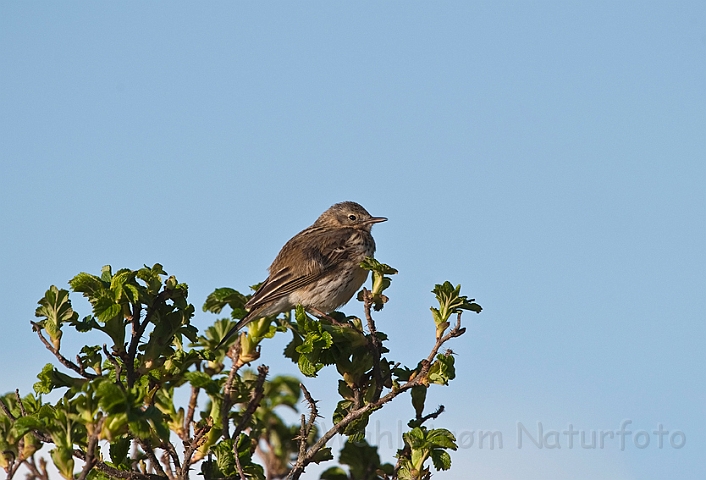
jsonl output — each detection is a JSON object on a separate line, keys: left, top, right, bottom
{"left": 76, "top": 417, "right": 106, "bottom": 480}
{"left": 221, "top": 338, "right": 244, "bottom": 440}
{"left": 30, "top": 322, "right": 97, "bottom": 380}
{"left": 184, "top": 386, "right": 200, "bottom": 440}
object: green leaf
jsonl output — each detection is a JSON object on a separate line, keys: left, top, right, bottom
{"left": 10, "top": 416, "right": 44, "bottom": 439}
{"left": 319, "top": 467, "right": 349, "bottom": 480}
{"left": 93, "top": 296, "right": 121, "bottom": 323}
{"left": 50, "top": 446, "right": 75, "bottom": 480}
{"left": 69, "top": 273, "right": 105, "bottom": 297}
{"left": 184, "top": 371, "right": 220, "bottom": 395}
{"left": 298, "top": 354, "right": 322, "bottom": 377}
{"left": 109, "top": 437, "right": 131, "bottom": 468}
{"left": 202, "top": 287, "right": 248, "bottom": 315}
{"left": 35, "top": 286, "right": 78, "bottom": 348}
{"left": 212, "top": 440, "right": 236, "bottom": 477}
{"left": 428, "top": 354, "right": 456, "bottom": 386}
{"left": 33, "top": 363, "right": 86, "bottom": 394}
{"left": 430, "top": 449, "right": 452, "bottom": 471}
{"left": 426, "top": 428, "right": 457, "bottom": 449}
{"left": 431, "top": 281, "right": 482, "bottom": 325}
{"left": 101, "top": 265, "right": 113, "bottom": 283}
{"left": 359, "top": 257, "right": 398, "bottom": 275}
{"left": 310, "top": 446, "right": 333, "bottom": 464}
{"left": 97, "top": 381, "right": 128, "bottom": 413}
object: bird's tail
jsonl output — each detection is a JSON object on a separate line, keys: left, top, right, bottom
{"left": 214, "top": 313, "right": 257, "bottom": 350}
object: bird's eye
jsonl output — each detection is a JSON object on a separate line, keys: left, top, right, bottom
{"left": 348, "top": 214, "right": 357, "bottom": 221}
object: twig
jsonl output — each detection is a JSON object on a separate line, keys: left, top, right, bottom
{"left": 0, "top": 397, "right": 15, "bottom": 420}
{"left": 77, "top": 417, "right": 106, "bottom": 480}
{"left": 233, "top": 443, "right": 247, "bottom": 480}
{"left": 286, "top": 313, "right": 466, "bottom": 480}
{"left": 362, "top": 288, "right": 384, "bottom": 402}
{"left": 24, "top": 456, "right": 50, "bottom": 480}
{"left": 160, "top": 451, "right": 175, "bottom": 480}
{"left": 296, "top": 414, "right": 307, "bottom": 469}
{"left": 124, "top": 303, "right": 142, "bottom": 388}
{"left": 161, "top": 441, "right": 182, "bottom": 472}
{"left": 232, "top": 365, "right": 268, "bottom": 439}
{"left": 293, "top": 383, "right": 319, "bottom": 468}
{"left": 30, "top": 322, "right": 96, "bottom": 379}
{"left": 136, "top": 439, "right": 167, "bottom": 478}
{"left": 72, "top": 449, "right": 162, "bottom": 480}
{"left": 418, "top": 405, "right": 445, "bottom": 425}
{"left": 14, "top": 390, "right": 26, "bottom": 416}
{"left": 12, "top": 390, "right": 52, "bottom": 444}
{"left": 103, "top": 344, "right": 123, "bottom": 385}
{"left": 300, "top": 384, "right": 319, "bottom": 432}
{"left": 184, "top": 385, "right": 200, "bottom": 440}
{"left": 181, "top": 418, "right": 212, "bottom": 477}
{"left": 222, "top": 338, "right": 243, "bottom": 439}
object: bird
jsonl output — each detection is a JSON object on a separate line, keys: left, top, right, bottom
{"left": 216, "top": 201, "right": 387, "bottom": 348}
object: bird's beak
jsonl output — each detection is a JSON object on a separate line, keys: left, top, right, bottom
{"left": 367, "top": 216, "right": 388, "bottom": 224}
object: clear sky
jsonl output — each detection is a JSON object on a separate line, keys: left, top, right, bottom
{"left": 1, "top": 2, "right": 704, "bottom": 479}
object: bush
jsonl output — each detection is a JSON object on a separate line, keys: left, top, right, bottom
{"left": 1, "top": 259, "right": 481, "bottom": 480}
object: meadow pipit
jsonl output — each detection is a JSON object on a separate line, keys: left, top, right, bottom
{"left": 217, "top": 201, "right": 387, "bottom": 347}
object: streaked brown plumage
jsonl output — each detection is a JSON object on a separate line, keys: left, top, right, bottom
{"left": 217, "top": 201, "right": 387, "bottom": 348}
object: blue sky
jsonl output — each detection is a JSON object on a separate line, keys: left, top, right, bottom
{"left": 1, "top": 2, "right": 704, "bottom": 479}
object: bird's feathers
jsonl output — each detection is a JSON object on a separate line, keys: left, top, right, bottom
{"left": 244, "top": 228, "right": 364, "bottom": 315}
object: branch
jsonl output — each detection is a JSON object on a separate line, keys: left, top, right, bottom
{"left": 159, "top": 451, "right": 175, "bottom": 480}
{"left": 24, "top": 456, "right": 49, "bottom": 480}
{"left": 103, "top": 344, "right": 123, "bottom": 386}
{"left": 30, "top": 322, "right": 96, "bottom": 379}
{"left": 126, "top": 289, "right": 172, "bottom": 388}
{"left": 233, "top": 446, "right": 246, "bottom": 480}
{"left": 183, "top": 385, "right": 200, "bottom": 441}
{"left": 221, "top": 338, "right": 243, "bottom": 439}
{"left": 362, "top": 288, "right": 384, "bottom": 402}
{"left": 13, "top": 390, "right": 51, "bottom": 444}
{"left": 232, "top": 365, "right": 268, "bottom": 440}
{"left": 76, "top": 417, "right": 106, "bottom": 480}
{"left": 180, "top": 418, "right": 211, "bottom": 477}
{"left": 293, "top": 383, "right": 319, "bottom": 469}
{"left": 136, "top": 439, "right": 167, "bottom": 478}
{"left": 418, "top": 405, "right": 445, "bottom": 425}
{"left": 0, "top": 397, "right": 15, "bottom": 420}
{"left": 73, "top": 449, "right": 164, "bottom": 480}
{"left": 286, "top": 312, "right": 467, "bottom": 479}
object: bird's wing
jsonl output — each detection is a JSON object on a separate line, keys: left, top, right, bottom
{"left": 244, "top": 229, "right": 356, "bottom": 312}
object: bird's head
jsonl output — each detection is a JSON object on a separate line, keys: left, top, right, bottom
{"left": 314, "top": 201, "right": 387, "bottom": 231}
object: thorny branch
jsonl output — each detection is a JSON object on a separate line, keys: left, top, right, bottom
{"left": 286, "top": 306, "right": 467, "bottom": 480}
{"left": 294, "top": 383, "right": 319, "bottom": 468}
